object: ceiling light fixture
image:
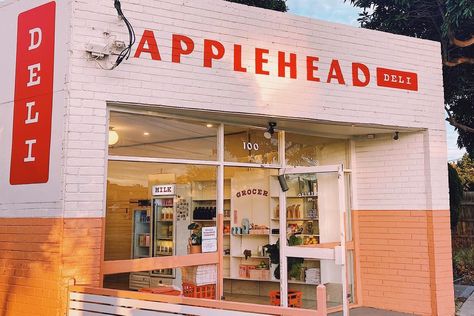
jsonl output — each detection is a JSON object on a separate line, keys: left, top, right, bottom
{"left": 143, "top": 132, "right": 150, "bottom": 136}
{"left": 206, "top": 123, "right": 214, "bottom": 128}
{"left": 264, "top": 122, "right": 277, "bottom": 140}
{"left": 108, "top": 127, "right": 119, "bottom": 146}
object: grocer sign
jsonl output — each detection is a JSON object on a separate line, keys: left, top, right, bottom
{"left": 134, "top": 30, "right": 418, "bottom": 92}
{"left": 10, "top": 2, "right": 56, "bottom": 185}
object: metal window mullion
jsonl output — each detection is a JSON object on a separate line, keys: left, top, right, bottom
{"left": 278, "top": 131, "right": 288, "bottom": 307}
{"left": 217, "top": 123, "right": 224, "bottom": 215}
{"left": 338, "top": 165, "right": 349, "bottom": 316}
{"left": 107, "top": 155, "right": 220, "bottom": 166}
{"left": 222, "top": 161, "right": 281, "bottom": 169}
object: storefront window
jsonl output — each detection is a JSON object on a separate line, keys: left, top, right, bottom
{"left": 105, "top": 161, "right": 217, "bottom": 289}
{"left": 108, "top": 111, "right": 218, "bottom": 161}
{"left": 284, "top": 258, "right": 347, "bottom": 309}
{"left": 285, "top": 133, "right": 347, "bottom": 167}
{"left": 105, "top": 109, "right": 353, "bottom": 310}
{"left": 225, "top": 125, "right": 279, "bottom": 164}
{"left": 281, "top": 170, "right": 345, "bottom": 310}
{"left": 223, "top": 167, "right": 280, "bottom": 305}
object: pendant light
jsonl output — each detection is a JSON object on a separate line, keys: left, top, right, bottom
{"left": 109, "top": 127, "right": 119, "bottom": 146}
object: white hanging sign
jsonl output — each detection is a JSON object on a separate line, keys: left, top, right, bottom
{"left": 152, "top": 184, "right": 175, "bottom": 196}
{"left": 202, "top": 239, "right": 217, "bottom": 253}
{"left": 202, "top": 226, "right": 217, "bottom": 240}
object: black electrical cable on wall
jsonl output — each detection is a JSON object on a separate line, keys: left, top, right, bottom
{"left": 112, "top": 0, "right": 136, "bottom": 69}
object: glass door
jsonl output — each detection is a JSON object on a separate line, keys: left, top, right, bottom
{"left": 278, "top": 165, "right": 351, "bottom": 315}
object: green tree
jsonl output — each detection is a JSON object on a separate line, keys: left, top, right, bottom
{"left": 454, "top": 153, "right": 474, "bottom": 191}
{"left": 225, "top": 0, "right": 288, "bottom": 12}
{"left": 448, "top": 163, "right": 464, "bottom": 230}
{"left": 346, "top": 0, "right": 474, "bottom": 156}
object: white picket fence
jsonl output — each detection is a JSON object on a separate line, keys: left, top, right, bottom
{"left": 69, "top": 292, "right": 267, "bottom": 316}
{"left": 68, "top": 286, "right": 327, "bottom": 316}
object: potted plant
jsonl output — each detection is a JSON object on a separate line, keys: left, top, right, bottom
{"left": 264, "top": 236, "right": 305, "bottom": 281}
{"left": 287, "top": 234, "right": 304, "bottom": 280}
{"left": 288, "top": 260, "right": 304, "bottom": 280}
{"left": 187, "top": 222, "right": 202, "bottom": 254}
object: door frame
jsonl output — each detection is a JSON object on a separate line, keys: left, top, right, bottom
{"left": 278, "top": 165, "right": 350, "bottom": 315}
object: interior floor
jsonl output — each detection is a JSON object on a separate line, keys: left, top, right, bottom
{"left": 224, "top": 292, "right": 318, "bottom": 309}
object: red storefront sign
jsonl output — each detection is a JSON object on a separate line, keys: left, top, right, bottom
{"left": 134, "top": 30, "right": 419, "bottom": 92}
{"left": 376, "top": 67, "right": 418, "bottom": 91}
{"left": 10, "top": 2, "right": 56, "bottom": 185}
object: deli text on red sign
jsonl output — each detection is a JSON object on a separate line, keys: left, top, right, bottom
{"left": 134, "top": 30, "right": 418, "bottom": 92}
{"left": 10, "top": 2, "right": 56, "bottom": 185}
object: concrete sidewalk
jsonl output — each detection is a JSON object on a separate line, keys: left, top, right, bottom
{"left": 329, "top": 307, "right": 412, "bottom": 316}
{"left": 460, "top": 292, "right": 474, "bottom": 316}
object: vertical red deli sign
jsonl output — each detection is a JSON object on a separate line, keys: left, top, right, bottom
{"left": 10, "top": 2, "right": 56, "bottom": 185}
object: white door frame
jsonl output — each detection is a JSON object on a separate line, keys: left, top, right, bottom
{"left": 278, "top": 165, "right": 349, "bottom": 316}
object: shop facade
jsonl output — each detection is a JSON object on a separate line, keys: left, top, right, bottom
{"left": 0, "top": 0, "right": 454, "bottom": 315}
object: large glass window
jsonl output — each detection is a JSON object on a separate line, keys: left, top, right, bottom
{"left": 225, "top": 125, "right": 279, "bottom": 164}
{"left": 282, "top": 171, "right": 345, "bottom": 309}
{"left": 106, "top": 161, "right": 217, "bottom": 261}
{"left": 105, "top": 109, "right": 353, "bottom": 311}
{"left": 285, "top": 132, "right": 348, "bottom": 167}
{"left": 108, "top": 111, "right": 218, "bottom": 161}
{"left": 105, "top": 160, "right": 218, "bottom": 290}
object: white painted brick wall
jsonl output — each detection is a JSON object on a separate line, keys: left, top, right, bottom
{"left": 58, "top": 0, "right": 449, "bottom": 217}
{"left": 353, "top": 131, "right": 448, "bottom": 210}
{"left": 59, "top": 0, "right": 447, "bottom": 216}
{"left": 0, "top": 0, "right": 448, "bottom": 218}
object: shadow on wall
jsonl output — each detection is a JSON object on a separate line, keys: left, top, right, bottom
{"left": 0, "top": 218, "right": 103, "bottom": 316}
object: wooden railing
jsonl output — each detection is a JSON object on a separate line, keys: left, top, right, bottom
{"left": 92, "top": 212, "right": 329, "bottom": 315}
{"left": 68, "top": 286, "right": 328, "bottom": 316}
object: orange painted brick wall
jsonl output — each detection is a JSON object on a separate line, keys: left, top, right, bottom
{"left": 354, "top": 210, "right": 454, "bottom": 316}
{"left": 0, "top": 217, "right": 103, "bottom": 316}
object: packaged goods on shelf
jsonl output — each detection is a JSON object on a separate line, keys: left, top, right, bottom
{"left": 249, "top": 269, "right": 270, "bottom": 280}
{"left": 239, "top": 264, "right": 256, "bottom": 278}
{"left": 249, "top": 229, "right": 269, "bottom": 235}
{"left": 182, "top": 265, "right": 217, "bottom": 286}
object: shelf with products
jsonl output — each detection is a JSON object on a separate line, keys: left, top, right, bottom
{"left": 191, "top": 179, "right": 231, "bottom": 225}
{"left": 132, "top": 209, "right": 152, "bottom": 260}
{"left": 232, "top": 255, "right": 269, "bottom": 259}
{"left": 192, "top": 198, "right": 231, "bottom": 201}
{"left": 231, "top": 233, "right": 270, "bottom": 237}
{"left": 152, "top": 195, "right": 176, "bottom": 279}
{"left": 271, "top": 217, "right": 319, "bottom": 221}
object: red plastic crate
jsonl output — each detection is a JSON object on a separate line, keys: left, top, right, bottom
{"left": 139, "top": 287, "right": 181, "bottom": 296}
{"left": 182, "top": 283, "right": 216, "bottom": 299}
{"left": 269, "top": 290, "right": 302, "bottom": 308}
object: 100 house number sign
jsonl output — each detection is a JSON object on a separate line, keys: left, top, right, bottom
{"left": 243, "top": 141, "right": 259, "bottom": 151}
